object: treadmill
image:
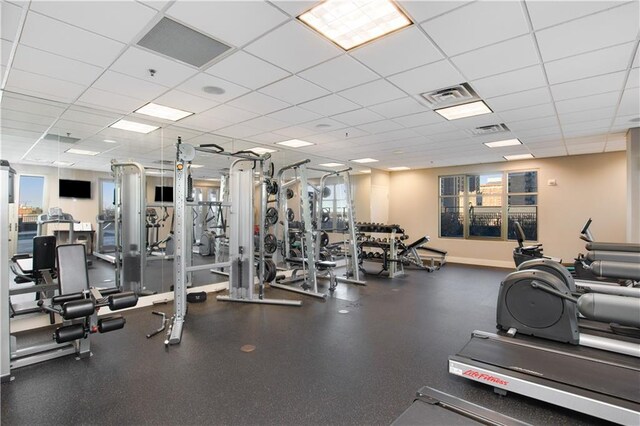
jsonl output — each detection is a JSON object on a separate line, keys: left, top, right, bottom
{"left": 449, "top": 330, "right": 640, "bottom": 425}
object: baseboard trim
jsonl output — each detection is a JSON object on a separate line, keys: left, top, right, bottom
{"left": 446, "top": 256, "right": 513, "bottom": 269}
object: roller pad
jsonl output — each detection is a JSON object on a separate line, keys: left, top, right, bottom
{"left": 52, "top": 292, "right": 85, "bottom": 306}
{"left": 55, "top": 324, "right": 85, "bottom": 343}
{"left": 108, "top": 292, "right": 138, "bottom": 310}
{"left": 98, "top": 316, "right": 126, "bottom": 333}
{"left": 62, "top": 299, "right": 95, "bottom": 319}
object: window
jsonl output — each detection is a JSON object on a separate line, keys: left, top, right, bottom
{"left": 18, "top": 175, "right": 45, "bottom": 254}
{"left": 507, "top": 171, "right": 538, "bottom": 241}
{"left": 99, "top": 179, "right": 116, "bottom": 248}
{"left": 438, "top": 171, "right": 537, "bottom": 241}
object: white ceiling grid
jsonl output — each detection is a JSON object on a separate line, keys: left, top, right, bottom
{"left": 0, "top": 0, "right": 637, "bottom": 173}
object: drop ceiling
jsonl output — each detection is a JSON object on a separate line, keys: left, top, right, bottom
{"left": 0, "top": 0, "right": 638, "bottom": 175}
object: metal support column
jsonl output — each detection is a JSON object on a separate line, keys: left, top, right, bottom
{"left": 1, "top": 160, "right": 15, "bottom": 382}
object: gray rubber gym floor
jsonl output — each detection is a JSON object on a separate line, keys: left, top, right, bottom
{"left": 2, "top": 262, "right": 608, "bottom": 425}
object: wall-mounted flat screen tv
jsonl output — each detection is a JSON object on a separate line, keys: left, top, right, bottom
{"left": 154, "top": 186, "right": 173, "bottom": 202}
{"left": 59, "top": 179, "right": 91, "bottom": 199}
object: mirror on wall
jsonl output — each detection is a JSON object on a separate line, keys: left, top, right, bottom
{"left": 2, "top": 91, "right": 373, "bottom": 305}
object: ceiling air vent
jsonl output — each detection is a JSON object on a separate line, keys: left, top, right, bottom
{"left": 137, "top": 17, "right": 231, "bottom": 68}
{"left": 421, "top": 83, "right": 480, "bottom": 109}
{"left": 466, "top": 123, "right": 510, "bottom": 136}
{"left": 43, "top": 133, "right": 80, "bottom": 144}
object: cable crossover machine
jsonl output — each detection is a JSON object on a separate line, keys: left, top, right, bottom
{"left": 166, "top": 138, "right": 301, "bottom": 346}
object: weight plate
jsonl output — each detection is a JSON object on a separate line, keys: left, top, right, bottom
{"left": 265, "top": 207, "right": 278, "bottom": 226}
{"left": 264, "top": 233, "right": 277, "bottom": 254}
{"left": 286, "top": 208, "right": 295, "bottom": 222}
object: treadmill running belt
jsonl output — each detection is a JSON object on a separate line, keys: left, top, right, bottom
{"left": 458, "top": 334, "right": 640, "bottom": 404}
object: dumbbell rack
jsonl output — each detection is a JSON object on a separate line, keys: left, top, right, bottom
{"left": 357, "top": 223, "right": 405, "bottom": 278}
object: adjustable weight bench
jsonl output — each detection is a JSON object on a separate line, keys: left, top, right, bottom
{"left": 400, "top": 236, "right": 448, "bottom": 271}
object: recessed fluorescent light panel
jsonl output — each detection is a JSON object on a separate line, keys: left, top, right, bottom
{"left": 388, "top": 166, "right": 410, "bottom": 171}
{"left": 351, "top": 158, "right": 378, "bottom": 163}
{"left": 484, "top": 139, "right": 522, "bottom": 148}
{"left": 276, "top": 139, "right": 315, "bottom": 148}
{"left": 52, "top": 160, "right": 75, "bottom": 167}
{"left": 65, "top": 148, "right": 99, "bottom": 156}
{"left": 110, "top": 119, "right": 159, "bottom": 134}
{"left": 190, "top": 164, "right": 204, "bottom": 168}
{"left": 103, "top": 139, "right": 117, "bottom": 143}
{"left": 135, "top": 103, "right": 194, "bottom": 121}
{"left": 319, "top": 162, "right": 344, "bottom": 167}
{"left": 435, "top": 100, "right": 492, "bottom": 121}
{"left": 298, "top": 0, "right": 412, "bottom": 50}
{"left": 504, "top": 153, "right": 534, "bottom": 161}
{"left": 249, "top": 147, "right": 277, "bottom": 155}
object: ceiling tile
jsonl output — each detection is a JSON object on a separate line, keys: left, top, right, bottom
{"left": 472, "top": 65, "right": 547, "bottom": 98}
{"left": 450, "top": 35, "right": 539, "bottom": 81}
{"left": 567, "top": 141, "right": 605, "bottom": 155}
{"left": 245, "top": 21, "right": 341, "bottom": 73}
{"left": 544, "top": 42, "right": 635, "bottom": 84}
{"left": 153, "top": 90, "right": 219, "bottom": 114}
{"left": 555, "top": 91, "right": 620, "bottom": 114}
{"left": 535, "top": 2, "right": 639, "bottom": 62}
{"left": 76, "top": 87, "right": 146, "bottom": 114}
{"left": 559, "top": 107, "right": 616, "bottom": 124}
{"left": 92, "top": 70, "right": 168, "bottom": 101}
{"left": 423, "top": 1, "right": 528, "bottom": 56}
{"left": 550, "top": 71, "right": 626, "bottom": 101}
{"left": 267, "top": 106, "right": 322, "bottom": 125}
{"left": 627, "top": 67, "right": 639, "bottom": 89}
{"left": 338, "top": 79, "right": 406, "bottom": 107}
{"left": 246, "top": 131, "right": 291, "bottom": 144}
{"left": 392, "top": 110, "right": 446, "bottom": 128}
{"left": 633, "top": 44, "right": 640, "bottom": 68}
{"left": 137, "top": 1, "right": 171, "bottom": 11}
{"left": 1, "top": 39, "right": 12, "bottom": 67}
{"left": 369, "top": 97, "right": 427, "bottom": 118}
{"left": 299, "top": 94, "right": 360, "bottom": 116}
{"left": 449, "top": 112, "right": 505, "bottom": 130}
{"left": 171, "top": 110, "right": 232, "bottom": 132}
{"left": 207, "top": 104, "right": 260, "bottom": 123}
{"left": 514, "top": 125, "right": 562, "bottom": 139}
{"left": 350, "top": 26, "right": 443, "bottom": 77}
{"left": 300, "top": 117, "right": 347, "bottom": 132}
{"left": 526, "top": 0, "right": 624, "bottom": 30}
{"left": 60, "top": 107, "right": 121, "bottom": 127}
{"left": 485, "top": 87, "right": 552, "bottom": 111}
{"left": 299, "top": 55, "right": 378, "bottom": 92}
{"left": 1, "top": 118, "right": 49, "bottom": 134}
{"left": 241, "top": 116, "right": 288, "bottom": 132}
{"left": 29, "top": 1, "right": 156, "bottom": 43}
{"left": 270, "top": 1, "right": 319, "bottom": 17}
{"left": 1, "top": 93, "right": 67, "bottom": 117}
{"left": 166, "top": 0, "right": 288, "bottom": 47}
{"left": 331, "top": 108, "right": 384, "bottom": 126}
{"left": 12, "top": 44, "right": 103, "bottom": 86}
{"left": 508, "top": 116, "right": 559, "bottom": 131}
{"left": 618, "top": 87, "right": 640, "bottom": 116}
{"left": 258, "top": 75, "right": 329, "bottom": 105}
{"left": 273, "top": 125, "right": 317, "bottom": 138}
{"left": 205, "top": 51, "right": 289, "bottom": 90}
{"left": 110, "top": 46, "right": 198, "bottom": 87}
{"left": 356, "top": 119, "right": 403, "bottom": 134}
{"left": 387, "top": 60, "right": 463, "bottom": 95}
{"left": 6, "top": 68, "right": 85, "bottom": 103}
{"left": 20, "top": 12, "right": 125, "bottom": 67}
{"left": 1, "top": 1, "right": 23, "bottom": 41}
{"left": 216, "top": 123, "right": 262, "bottom": 139}
{"left": 1, "top": 109, "right": 56, "bottom": 127}
{"left": 174, "top": 72, "right": 250, "bottom": 102}
{"left": 226, "top": 91, "right": 290, "bottom": 115}
{"left": 399, "top": 1, "right": 471, "bottom": 23}
{"left": 498, "top": 103, "right": 556, "bottom": 123}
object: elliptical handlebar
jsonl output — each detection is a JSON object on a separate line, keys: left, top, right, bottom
{"left": 579, "top": 218, "right": 594, "bottom": 242}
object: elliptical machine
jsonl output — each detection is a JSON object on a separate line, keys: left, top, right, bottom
{"left": 497, "top": 258, "right": 639, "bottom": 356}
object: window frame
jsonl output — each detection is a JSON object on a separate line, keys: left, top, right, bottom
{"left": 438, "top": 169, "right": 538, "bottom": 242}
